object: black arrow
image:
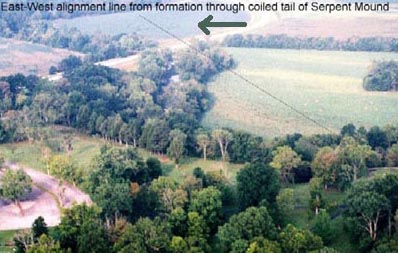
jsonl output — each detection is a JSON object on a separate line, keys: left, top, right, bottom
{"left": 198, "top": 15, "right": 247, "bottom": 35}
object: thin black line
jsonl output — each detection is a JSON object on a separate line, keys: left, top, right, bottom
{"left": 139, "top": 14, "right": 334, "bottom": 134}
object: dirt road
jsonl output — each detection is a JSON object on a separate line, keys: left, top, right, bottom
{"left": 0, "top": 163, "right": 91, "bottom": 230}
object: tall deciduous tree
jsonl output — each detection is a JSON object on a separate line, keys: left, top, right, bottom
{"left": 271, "top": 146, "right": 301, "bottom": 183}
{"left": 312, "top": 147, "right": 338, "bottom": 190}
{"left": 337, "top": 137, "right": 372, "bottom": 183}
{"left": 167, "top": 129, "right": 187, "bottom": 168}
{"left": 196, "top": 133, "right": 211, "bottom": 161}
{"left": 212, "top": 129, "right": 232, "bottom": 163}
{"left": 346, "top": 189, "right": 390, "bottom": 241}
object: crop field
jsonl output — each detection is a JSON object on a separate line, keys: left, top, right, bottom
{"left": 203, "top": 48, "right": 398, "bottom": 137}
{"left": 0, "top": 38, "right": 81, "bottom": 77}
{"left": 53, "top": 10, "right": 248, "bottom": 40}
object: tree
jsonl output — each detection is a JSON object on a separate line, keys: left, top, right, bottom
{"left": 196, "top": 133, "right": 211, "bottom": 161}
{"left": 211, "top": 129, "right": 232, "bottom": 162}
{"left": 48, "top": 155, "right": 80, "bottom": 186}
{"left": 27, "top": 234, "right": 67, "bottom": 253}
{"left": 139, "top": 49, "right": 173, "bottom": 86}
{"left": 336, "top": 137, "right": 372, "bottom": 184}
{"left": 247, "top": 237, "right": 282, "bottom": 253}
{"left": 32, "top": 216, "right": 48, "bottom": 241}
{"left": 346, "top": 190, "right": 390, "bottom": 241}
{"left": 217, "top": 207, "right": 277, "bottom": 252}
{"left": 114, "top": 217, "right": 171, "bottom": 253}
{"left": 386, "top": 144, "right": 398, "bottom": 167}
{"left": 0, "top": 168, "right": 32, "bottom": 207}
{"left": 186, "top": 212, "right": 210, "bottom": 253}
{"left": 55, "top": 204, "right": 109, "bottom": 253}
{"left": 279, "top": 224, "right": 323, "bottom": 253}
{"left": 150, "top": 177, "right": 188, "bottom": 214}
{"left": 366, "top": 126, "right": 388, "bottom": 149}
{"left": 237, "top": 163, "right": 280, "bottom": 209}
{"left": 312, "top": 147, "right": 338, "bottom": 190}
{"left": 341, "top": 123, "right": 356, "bottom": 137}
{"left": 271, "top": 146, "right": 301, "bottom": 183}
{"left": 0, "top": 153, "right": 4, "bottom": 169}
{"left": 276, "top": 188, "right": 294, "bottom": 224}
{"left": 189, "top": 186, "right": 222, "bottom": 231}
{"left": 170, "top": 236, "right": 189, "bottom": 253}
{"left": 167, "top": 129, "right": 187, "bottom": 168}
{"left": 312, "top": 210, "right": 333, "bottom": 245}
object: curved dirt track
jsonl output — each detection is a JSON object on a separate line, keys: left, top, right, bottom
{"left": 0, "top": 162, "right": 92, "bottom": 230}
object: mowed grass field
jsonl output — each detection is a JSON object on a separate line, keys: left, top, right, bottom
{"left": 203, "top": 48, "right": 398, "bottom": 137}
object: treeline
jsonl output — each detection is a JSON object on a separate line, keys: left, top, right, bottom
{"left": 363, "top": 60, "right": 398, "bottom": 91}
{"left": 223, "top": 34, "right": 398, "bottom": 52}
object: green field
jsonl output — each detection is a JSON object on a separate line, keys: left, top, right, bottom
{"left": 203, "top": 48, "right": 398, "bottom": 137}
{"left": 53, "top": 10, "right": 248, "bottom": 40}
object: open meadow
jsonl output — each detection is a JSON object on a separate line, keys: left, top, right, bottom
{"left": 203, "top": 47, "right": 398, "bottom": 137}
{"left": 0, "top": 38, "right": 81, "bottom": 77}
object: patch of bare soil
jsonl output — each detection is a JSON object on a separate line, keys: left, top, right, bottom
{"left": 0, "top": 163, "right": 91, "bottom": 230}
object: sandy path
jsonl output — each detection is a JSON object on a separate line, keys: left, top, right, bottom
{"left": 0, "top": 162, "right": 92, "bottom": 230}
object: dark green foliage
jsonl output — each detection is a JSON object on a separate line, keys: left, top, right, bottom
{"left": 292, "top": 162, "right": 313, "bottom": 183}
{"left": 363, "top": 61, "right": 398, "bottom": 91}
{"left": 313, "top": 210, "right": 333, "bottom": 245}
{"left": 367, "top": 126, "right": 388, "bottom": 149}
{"left": 114, "top": 217, "right": 171, "bottom": 253}
{"left": 229, "top": 130, "right": 270, "bottom": 163}
{"left": 341, "top": 123, "right": 357, "bottom": 137}
{"left": 217, "top": 206, "right": 277, "bottom": 252}
{"left": 345, "top": 174, "right": 398, "bottom": 245}
{"left": 177, "top": 41, "right": 234, "bottom": 83}
{"left": 49, "top": 66, "right": 58, "bottom": 75}
{"left": 54, "top": 204, "right": 110, "bottom": 253}
{"left": 58, "top": 55, "right": 82, "bottom": 73}
{"left": 279, "top": 224, "right": 323, "bottom": 253}
{"left": 189, "top": 186, "right": 223, "bottom": 232}
{"left": 237, "top": 163, "right": 280, "bottom": 209}
{"left": 32, "top": 216, "right": 48, "bottom": 241}
{"left": 139, "top": 49, "right": 174, "bottom": 86}
{"left": 224, "top": 34, "right": 398, "bottom": 52}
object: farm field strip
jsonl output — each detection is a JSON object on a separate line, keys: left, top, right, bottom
{"left": 203, "top": 48, "right": 398, "bottom": 137}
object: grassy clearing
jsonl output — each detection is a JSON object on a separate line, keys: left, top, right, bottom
{"left": 0, "top": 128, "right": 243, "bottom": 181}
{"left": 288, "top": 183, "right": 358, "bottom": 252}
{"left": 203, "top": 48, "right": 398, "bottom": 138}
{"left": 0, "top": 230, "right": 16, "bottom": 253}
